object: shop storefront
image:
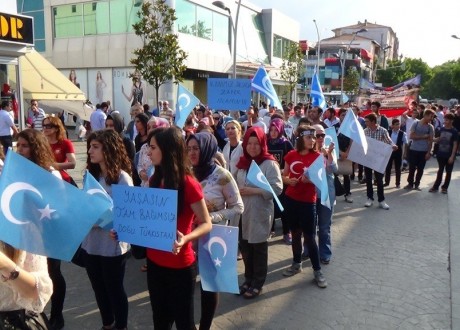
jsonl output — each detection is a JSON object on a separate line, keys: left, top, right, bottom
{"left": 0, "top": 11, "right": 34, "bottom": 128}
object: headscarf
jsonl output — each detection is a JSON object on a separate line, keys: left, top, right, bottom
{"left": 187, "top": 132, "right": 218, "bottom": 182}
{"left": 106, "top": 113, "right": 125, "bottom": 134}
{"left": 236, "top": 126, "right": 276, "bottom": 170}
{"left": 153, "top": 116, "right": 170, "bottom": 128}
{"left": 268, "top": 118, "right": 287, "bottom": 142}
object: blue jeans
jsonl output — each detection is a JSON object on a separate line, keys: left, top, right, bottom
{"left": 316, "top": 199, "right": 333, "bottom": 261}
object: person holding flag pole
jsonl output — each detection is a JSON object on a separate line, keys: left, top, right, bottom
{"left": 281, "top": 125, "right": 327, "bottom": 288}
{"left": 235, "top": 127, "right": 282, "bottom": 299}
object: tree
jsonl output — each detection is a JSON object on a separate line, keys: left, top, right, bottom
{"left": 131, "top": 1, "right": 188, "bottom": 104}
{"left": 280, "top": 42, "right": 304, "bottom": 103}
{"left": 343, "top": 67, "right": 360, "bottom": 96}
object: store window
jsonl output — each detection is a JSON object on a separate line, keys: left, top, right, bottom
{"left": 53, "top": 0, "right": 140, "bottom": 38}
{"left": 84, "top": 2, "right": 109, "bottom": 35}
{"left": 54, "top": 4, "right": 84, "bottom": 38}
{"left": 176, "top": 0, "right": 228, "bottom": 44}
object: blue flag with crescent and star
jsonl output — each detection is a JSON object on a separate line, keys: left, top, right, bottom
{"left": 246, "top": 160, "right": 283, "bottom": 211}
{"left": 198, "top": 224, "right": 239, "bottom": 294}
{"left": 251, "top": 65, "right": 282, "bottom": 109}
{"left": 311, "top": 69, "right": 327, "bottom": 109}
{"left": 175, "top": 84, "right": 200, "bottom": 128}
{"left": 305, "top": 154, "right": 331, "bottom": 209}
{"left": 324, "top": 127, "right": 340, "bottom": 159}
{"left": 337, "top": 109, "right": 368, "bottom": 153}
{"left": 82, "top": 170, "right": 113, "bottom": 230}
{"left": 0, "top": 152, "right": 106, "bottom": 261}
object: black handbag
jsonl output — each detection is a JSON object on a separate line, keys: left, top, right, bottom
{"left": 130, "top": 244, "right": 146, "bottom": 259}
{"left": 0, "top": 310, "right": 50, "bottom": 330}
{"left": 71, "top": 245, "right": 88, "bottom": 268}
{"left": 334, "top": 175, "right": 345, "bottom": 196}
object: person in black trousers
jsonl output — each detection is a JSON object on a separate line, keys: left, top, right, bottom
{"left": 385, "top": 118, "right": 407, "bottom": 188}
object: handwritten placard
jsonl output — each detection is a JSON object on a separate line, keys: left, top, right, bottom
{"left": 112, "top": 185, "right": 177, "bottom": 252}
{"left": 347, "top": 136, "right": 393, "bottom": 173}
{"left": 207, "top": 78, "right": 251, "bottom": 110}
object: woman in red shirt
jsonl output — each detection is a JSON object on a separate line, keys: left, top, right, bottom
{"left": 281, "top": 125, "right": 327, "bottom": 288}
{"left": 146, "top": 127, "right": 212, "bottom": 329}
{"left": 42, "top": 116, "right": 76, "bottom": 185}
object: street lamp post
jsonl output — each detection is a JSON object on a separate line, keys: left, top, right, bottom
{"left": 313, "top": 19, "right": 320, "bottom": 71}
{"left": 212, "top": 0, "right": 242, "bottom": 79}
{"left": 340, "top": 28, "right": 367, "bottom": 105}
{"left": 382, "top": 45, "right": 392, "bottom": 69}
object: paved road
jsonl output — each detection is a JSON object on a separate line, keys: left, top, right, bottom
{"left": 58, "top": 138, "right": 457, "bottom": 330}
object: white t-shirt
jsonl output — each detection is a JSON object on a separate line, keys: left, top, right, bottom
{"left": 0, "top": 109, "right": 14, "bottom": 136}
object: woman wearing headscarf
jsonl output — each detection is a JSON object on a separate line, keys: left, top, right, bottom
{"left": 222, "top": 120, "right": 243, "bottom": 178}
{"left": 186, "top": 132, "right": 243, "bottom": 329}
{"left": 105, "top": 113, "right": 135, "bottom": 161}
{"left": 235, "top": 127, "right": 282, "bottom": 299}
{"left": 267, "top": 118, "right": 294, "bottom": 243}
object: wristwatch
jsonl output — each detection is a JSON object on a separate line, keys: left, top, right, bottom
{"left": 1, "top": 265, "right": 20, "bottom": 282}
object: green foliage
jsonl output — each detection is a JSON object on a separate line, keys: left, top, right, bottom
{"left": 280, "top": 43, "right": 304, "bottom": 103}
{"left": 344, "top": 67, "right": 360, "bottom": 95}
{"left": 130, "top": 1, "right": 188, "bottom": 102}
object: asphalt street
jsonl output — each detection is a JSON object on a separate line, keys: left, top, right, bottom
{"left": 57, "top": 138, "right": 459, "bottom": 330}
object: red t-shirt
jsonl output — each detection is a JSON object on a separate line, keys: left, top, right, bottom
{"left": 147, "top": 175, "right": 203, "bottom": 269}
{"left": 284, "top": 150, "right": 319, "bottom": 203}
{"left": 50, "top": 139, "right": 75, "bottom": 183}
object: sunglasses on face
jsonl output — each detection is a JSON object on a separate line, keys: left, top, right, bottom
{"left": 316, "top": 133, "right": 326, "bottom": 138}
{"left": 43, "top": 124, "right": 55, "bottom": 129}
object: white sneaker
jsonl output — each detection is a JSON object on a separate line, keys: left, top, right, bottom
{"left": 379, "top": 201, "right": 390, "bottom": 210}
{"left": 364, "top": 199, "right": 373, "bottom": 207}
{"left": 344, "top": 195, "right": 353, "bottom": 203}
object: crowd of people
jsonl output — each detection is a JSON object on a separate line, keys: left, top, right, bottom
{"left": 0, "top": 96, "right": 458, "bottom": 330}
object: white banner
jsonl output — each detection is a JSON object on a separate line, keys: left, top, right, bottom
{"left": 347, "top": 136, "right": 393, "bottom": 174}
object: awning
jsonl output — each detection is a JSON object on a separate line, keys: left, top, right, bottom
{"left": 39, "top": 100, "right": 94, "bottom": 122}
{"left": 13, "top": 49, "right": 91, "bottom": 120}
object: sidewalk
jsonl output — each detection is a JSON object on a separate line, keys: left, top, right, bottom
{"left": 64, "top": 139, "right": 456, "bottom": 329}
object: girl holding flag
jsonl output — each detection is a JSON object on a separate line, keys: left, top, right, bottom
{"left": 0, "top": 131, "right": 53, "bottom": 329}
{"left": 281, "top": 125, "right": 327, "bottom": 288}
{"left": 84, "top": 129, "right": 133, "bottom": 330}
{"left": 235, "top": 127, "right": 282, "bottom": 299}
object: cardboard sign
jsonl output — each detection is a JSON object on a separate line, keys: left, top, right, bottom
{"left": 207, "top": 78, "right": 251, "bottom": 110}
{"left": 112, "top": 185, "right": 177, "bottom": 252}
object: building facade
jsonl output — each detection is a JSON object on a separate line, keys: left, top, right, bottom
{"left": 18, "top": 0, "right": 300, "bottom": 123}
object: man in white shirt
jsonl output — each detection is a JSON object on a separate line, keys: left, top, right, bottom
{"left": 0, "top": 100, "right": 18, "bottom": 154}
{"left": 90, "top": 102, "right": 108, "bottom": 131}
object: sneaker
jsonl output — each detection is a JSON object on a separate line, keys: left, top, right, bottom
{"left": 403, "top": 184, "right": 413, "bottom": 190}
{"left": 414, "top": 185, "right": 421, "bottom": 191}
{"left": 320, "top": 258, "right": 330, "bottom": 265}
{"left": 383, "top": 182, "right": 390, "bottom": 187}
{"left": 283, "top": 233, "right": 292, "bottom": 245}
{"left": 441, "top": 188, "right": 448, "bottom": 194}
{"left": 314, "top": 270, "right": 327, "bottom": 288}
{"left": 379, "top": 201, "right": 390, "bottom": 210}
{"left": 359, "top": 178, "right": 367, "bottom": 184}
{"left": 344, "top": 195, "right": 353, "bottom": 203}
{"left": 395, "top": 184, "right": 401, "bottom": 189}
{"left": 364, "top": 199, "right": 373, "bottom": 207}
{"left": 283, "top": 263, "right": 302, "bottom": 277}
{"left": 429, "top": 187, "right": 438, "bottom": 193}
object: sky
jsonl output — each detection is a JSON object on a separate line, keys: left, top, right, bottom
{"left": 244, "top": 0, "right": 460, "bottom": 68}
